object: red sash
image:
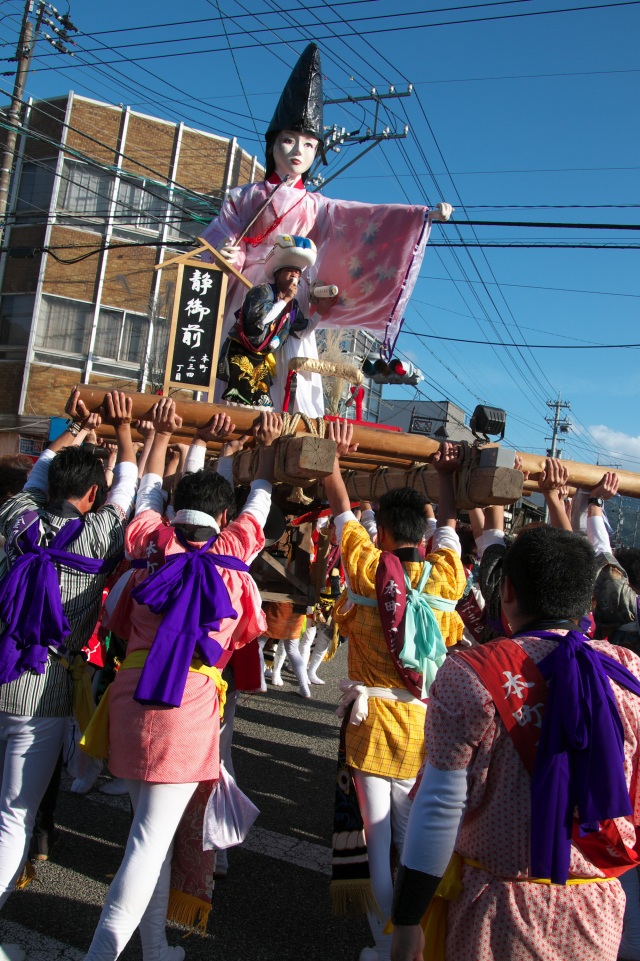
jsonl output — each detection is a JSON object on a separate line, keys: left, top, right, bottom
{"left": 458, "top": 639, "right": 640, "bottom": 877}
{"left": 456, "top": 587, "right": 486, "bottom": 643}
{"left": 375, "top": 551, "right": 425, "bottom": 700}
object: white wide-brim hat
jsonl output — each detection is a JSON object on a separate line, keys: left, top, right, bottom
{"left": 264, "top": 234, "right": 317, "bottom": 282}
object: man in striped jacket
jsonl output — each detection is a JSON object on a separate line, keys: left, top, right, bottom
{"left": 0, "top": 390, "right": 137, "bottom": 950}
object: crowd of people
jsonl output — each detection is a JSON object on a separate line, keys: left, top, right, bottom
{"left": 0, "top": 388, "right": 639, "bottom": 961}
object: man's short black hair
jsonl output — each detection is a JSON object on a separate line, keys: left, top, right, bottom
{"left": 502, "top": 526, "right": 597, "bottom": 621}
{"left": 173, "top": 470, "right": 236, "bottom": 521}
{"left": 614, "top": 548, "right": 640, "bottom": 593}
{"left": 376, "top": 487, "right": 428, "bottom": 546}
{"left": 48, "top": 447, "right": 107, "bottom": 503}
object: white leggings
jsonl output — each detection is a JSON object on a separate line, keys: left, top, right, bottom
{"left": 272, "top": 639, "right": 310, "bottom": 696}
{"left": 352, "top": 769, "right": 415, "bottom": 961}
{"left": 0, "top": 712, "right": 67, "bottom": 909}
{"left": 84, "top": 780, "right": 198, "bottom": 961}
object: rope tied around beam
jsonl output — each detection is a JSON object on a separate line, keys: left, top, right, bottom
{"left": 369, "top": 466, "right": 393, "bottom": 501}
{"left": 452, "top": 441, "right": 478, "bottom": 510}
{"left": 277, "top": 412, "right": 327, "bottom": 505}
{"left": 404, "top": 464, "right": 433, "bottom": 501}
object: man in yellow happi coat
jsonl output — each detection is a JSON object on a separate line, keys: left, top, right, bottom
{"left": 324, "top": 422, "right": 465, "bottom": 961}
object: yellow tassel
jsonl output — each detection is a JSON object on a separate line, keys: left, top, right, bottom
{"left": 324, "top": 619, "right": 340, "bottom": 663}
{"left": 15, "top": 860, "right": 37, "bottom": 890}
{"left": 330, "top": 878, "right": 383, "bottom": 921}
{"left": 167, "top": 888, "right": 211, "bottom": 936}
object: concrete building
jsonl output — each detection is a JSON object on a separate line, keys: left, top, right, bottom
{"left": 0, "top": 91, "right": 262, "bottom": 454}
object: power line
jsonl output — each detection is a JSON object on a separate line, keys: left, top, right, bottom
{"left": 428, "top": 241, "right": 640, "bottom": 247}
{"left": 24, "top": 1, "right": 640, "bottom": 69}
{"left": 420, "top": 275, "right": 640, "bottom": 298}
{"left": 413, "top": 333, "right": 640, "bottom": 348}
{"left": 444, "top": 219, "right": 640, "bottom": 230}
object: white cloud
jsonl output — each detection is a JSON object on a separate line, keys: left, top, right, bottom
{"left": 589, "top": 425, "right": 640, "bottom": 470}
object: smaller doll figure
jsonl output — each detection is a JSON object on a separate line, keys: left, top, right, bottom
{"left": 217, "top": 234, "right": 317, "bottom": 408}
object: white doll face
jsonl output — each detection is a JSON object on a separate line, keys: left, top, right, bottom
{"left": 273, "top": 130, "right": 319, "bottom": 179}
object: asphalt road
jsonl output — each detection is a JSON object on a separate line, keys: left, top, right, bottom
{"left": 0, "top": 643, "right": 371, "bottom": 961}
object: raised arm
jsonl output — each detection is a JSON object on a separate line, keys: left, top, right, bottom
{"left": 537, "top": 457, "right": 571, "bottom": 532}
{"left": 182, "top": 412, "right": 246, "bottom": 477}
{"left": 324, "top": 419, "right": 358, "bottom": 521}
{"left": 24, "top": 390, "right": 102, "bottom": 495}
{"left": 430, "top": 442, "right": 463, "bottom": 555}
{"left": 240, "top": 411, "right": 282, "bottom": 527}
{"left": 134, "top": 419, "right": 155, "bottom": 479}
{"left": 586, "top": 471, "right": 619, "bottom": 555}
{"left": 136, "top": 398, "right": 183, "bottom": 516}
{"left": 99, "top": 391, "right": 137, "bottom": 516}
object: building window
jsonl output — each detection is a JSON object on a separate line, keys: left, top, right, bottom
{"left": 57, "top": 160, "right": 114, "bottom": 222}
{"left": 116, "top": 178, "right": 168, "bottom": 233}
{"left": 15, "top": 160, "right": 56, "bottom": 223}
{"left": 0, "top": 294, "right": 35, "bottom": 347}
{"left": 167, "top": 193, "right": 221, "bottom": 240}
{"left": 94, "top": 307, "right": 148, "bottom": 365}
{"left": 35, "top": 296, "right": 94, "bottom": 356}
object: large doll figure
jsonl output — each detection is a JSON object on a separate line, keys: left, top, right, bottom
{"left": 201, "top": 43, "right": 448, "bottom": 416}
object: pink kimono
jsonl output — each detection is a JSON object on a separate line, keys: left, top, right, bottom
{"left": 201, "top": 172, "right": 430, "bottom": 415}
{"left": 105, "top": 510, "right": 266, "bottom": 783}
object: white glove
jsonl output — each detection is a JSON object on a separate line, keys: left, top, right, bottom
{"left": 216, "top": 237, "right": 242, "bottom": 266}
{"left": 430, "top": 202, "right": 454, "bottom": 222}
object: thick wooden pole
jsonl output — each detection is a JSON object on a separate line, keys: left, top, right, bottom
{"left": 516, "top": 452, "right": 640, "bottom": 497}
{"left": 77, "top": 388, "right": 441, "bottom": 462}
{"left": 80, "top": 388, "right": 640, "bottom": 499}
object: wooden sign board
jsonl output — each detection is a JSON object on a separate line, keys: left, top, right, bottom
{"left": 157, "top": 239, "right": 252, "bottom": 401}
{"left": 163, "top": 258, "right": 227, "bottom": 400}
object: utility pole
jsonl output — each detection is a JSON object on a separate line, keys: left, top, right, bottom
{"left": 544, "top": 394, "right": 572, "bottom": 523}
{"left": 0, "top": 0, "right": 37, "bottom": 247}
{"left": 545, "top": 394, "right": 572, "bottom": 459}
{"left": 309, "top": 85, "right": 412, "bottom": 191}
{"left": 0, "top": 1, "right": 77, "bottom": 247}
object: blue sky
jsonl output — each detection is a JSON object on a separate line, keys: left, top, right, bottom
{"left": 1, "top": 0, "right": 639, "bottom": 467}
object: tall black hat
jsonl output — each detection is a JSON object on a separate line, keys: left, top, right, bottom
{"left": 266, "top": 43, "right": 326, "bottom": 162}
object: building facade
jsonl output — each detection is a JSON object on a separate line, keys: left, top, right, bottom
{"left": 0, "top": 92, "right": 262, "bottom": 454}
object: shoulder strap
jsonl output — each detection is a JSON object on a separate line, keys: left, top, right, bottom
{"left": 457, "top": 640, "right": 640, "bottom": 877}
{"left": 457, "top": 640, "right": 546, "bottom": 776}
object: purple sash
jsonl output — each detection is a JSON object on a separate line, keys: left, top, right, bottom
{"left": 131, "top": 530, "right": 250, "bottom": 708}
{"left": 0, "top": 511, "right": 118, "bottom": 685}
{"left": 515, "top": 628, "right": 640, "bottom": 883}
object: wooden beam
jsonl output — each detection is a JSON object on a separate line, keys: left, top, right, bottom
{"left": 256, "top": 550, "right": 309, "bottom": 595}
{"left": 516, "top": 453, "right": 640, "bottom": 496}
{"left": 78, "top": 388, "right": 640, "bottom": 498}
{"left": 77, "top": 388, "right": 441, "bottom": 462}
